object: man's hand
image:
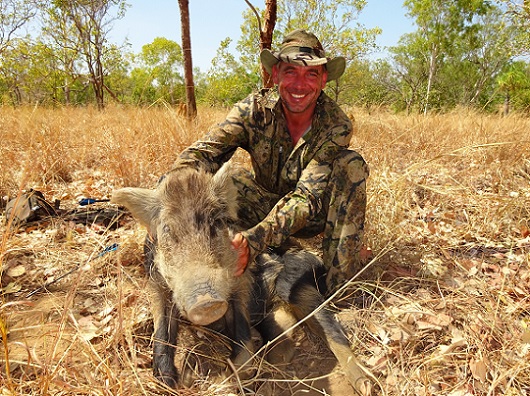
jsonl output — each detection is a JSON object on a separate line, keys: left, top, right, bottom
{"left": 231, "top": 233, "right": 249, "bottom": 277}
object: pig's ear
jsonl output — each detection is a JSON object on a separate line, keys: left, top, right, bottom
{"left": 213, "top": 163, "right": 238, "bottom": 220}
{"left": 111, "top": 188, "right": 160, "bottom": 229}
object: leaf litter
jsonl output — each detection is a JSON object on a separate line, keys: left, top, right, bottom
{"left": 0, "top": 106, "right": 529, "bottom": 395}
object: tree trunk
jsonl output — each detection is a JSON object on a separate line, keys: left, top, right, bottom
{"left": 94, "top": 58, "right": 105, "bottom": 110}
{"left": 261, "top": 0, "right": 277, "bottom": 88}
{"left": 178, "top": 0, "right": 197, "bottom": 119}
{"left": 64, "top": 77, "right": 71, "bottom": 105}
{"left": 245, "top": 0, "right": 276, "bottom": 88}
{"left": 87, "top": 59, "right": 105, "bottom": 110}
{"left": 424, "top": 45, "right": 437, "bottom": 115}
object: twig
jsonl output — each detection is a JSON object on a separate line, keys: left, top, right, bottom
{"left": 25, "top": 243, "right": 118, "bottom": 298}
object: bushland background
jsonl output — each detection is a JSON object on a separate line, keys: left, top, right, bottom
{"left": 1, "top": 0, "right": 530, "bottom": 395}
{"left": 1, "top": 0, "right": 530, "bottom": 114}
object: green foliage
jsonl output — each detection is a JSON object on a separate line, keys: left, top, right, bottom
{"left": 1, "top": 0, "right": 530, "bottom": 113}
{"left": 42, "top": 0, "right": 128, "bottom": 109}
{"left": 104, "top": 44, "right": 132, "bottom": 102}
{"left": 385, "top": 0, "right": 520, "bottom": 113}
{"left": 137, "top": 37, "right": 185, "bottom": 105}
{"left": 0, "top": 38, "right": 85, "bottom": 105}
{"left": 278, "top": 0, "right": 380, "bottom": 59}
{"left": 0, "top": 0, "right": 38, "bottom": 54}
{"left": 128, "top": 67, "right": 157, "bottom": 105}
{"left": 494, "top": 0, "right": 530, "bottom": 56}
{"left": 497, "top": 61, "right": 530, "bottom": 113}
{"left": 202, "top": 38, "right": 259, "bottom": 106}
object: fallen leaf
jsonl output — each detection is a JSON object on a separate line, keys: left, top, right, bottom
{"left": 439, "top": 327, "right": 467, "bottom": 355}
{"left": 429, "top": 313, "right": 454, "bottom": 327}
{"left": 447, "top": 387, "right": 474, "bottom": 396}
{"left": 416, "top": 320, "right": 442, "bottom": 331}
{"left": 7, "top": 265, "right": 26, "bottom": 278}
{"left": 427, "top": 220, "right": 436, "bottom": 234}
{"left": 522, "top": 329, "right": 530, "bottom": 344}
{"left": 416, "top": 312, "right": 454, "bottom": 330}
{"left": 389, "top": 327, "right": 409, "bottom": 342}
{"left": 470, "top": 357, "right": 489, "bottom": 382}
{"left": 3, "top": 282, "right": 22, "bottom": 294}
{"left": 77, "top": 315, "right": 100, "bottom": 341}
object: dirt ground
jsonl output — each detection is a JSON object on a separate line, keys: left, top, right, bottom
{"left": 1, "top": 208, "right": 366, "bottom": 395}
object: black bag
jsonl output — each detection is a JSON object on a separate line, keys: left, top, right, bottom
{"left": 5, "top": 189, "right": 125, "bottom": 229}
{"left": 5, "top": 189, "right": 58, "bottom": 225}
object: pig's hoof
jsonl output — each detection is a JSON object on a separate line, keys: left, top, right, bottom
{"left": 153, "top": 355, "right": 180, "bottom": 389}
{"left": 266, "top": 337, "right": 295, "bottom": 364}
{"left": 154, "top": 370, "right": 179, "bottom": 389}
{"left": 346, "top": 361, "right": 377, "bottom": 396}
{"left": 353, "top": 376, "right": 373, "bottom": 396}
{"left": 181, "top": 354, "right": 200, "bottom": 388}
{"left": 228, "top": 349, "right": 256, "bottom": 380}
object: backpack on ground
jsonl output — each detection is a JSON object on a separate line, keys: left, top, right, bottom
{"left": 5, "top": 189, "right": 58, "bottom": 225}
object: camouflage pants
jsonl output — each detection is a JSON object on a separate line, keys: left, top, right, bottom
{"left": 232, "top": 149, "right": 369, "bottom": 290}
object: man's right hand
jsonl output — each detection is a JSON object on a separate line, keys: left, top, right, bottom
{"left": 231, "top": 233, "right": 249, "bottom": 277}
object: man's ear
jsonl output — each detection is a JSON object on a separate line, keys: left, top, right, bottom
{"left": 271, "top": 63, "right": 280, "bottom": 84}
{"left": 321, "top": 67, "right": 328, "bottom": 88}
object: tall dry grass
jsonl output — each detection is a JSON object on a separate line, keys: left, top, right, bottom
{"left": 0, "top": 104, "right": 529, "bottom": 395}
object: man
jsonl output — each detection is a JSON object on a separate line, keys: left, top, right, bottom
{"left": 176, "top": 29, "right": 369, "bottom": 291}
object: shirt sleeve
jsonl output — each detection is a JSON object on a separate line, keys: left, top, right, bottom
{"left": 174, "top": 98, "right": 251, "bottom": 173}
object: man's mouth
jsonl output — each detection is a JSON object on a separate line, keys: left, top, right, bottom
{"left": 291, "top": 93, "right": 306, "bottom": 99}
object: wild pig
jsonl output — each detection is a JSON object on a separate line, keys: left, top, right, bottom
{"left": 111, "top": 164, "right": 373, "bottom": 395}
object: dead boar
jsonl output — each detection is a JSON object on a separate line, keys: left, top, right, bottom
{"left": 112, "top": 164, "right": 255, "bottom": 387}
{"left": 111, "top": 164, "right": 373, "bottom": 395}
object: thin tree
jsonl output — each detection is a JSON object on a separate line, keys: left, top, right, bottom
{"left": 40, "top": 3, "right": 83, "bottom": 105}
{"left": 43, "top": 0, "right": 126, "bottom": 110}
{"left": 0, "top": 0, "right": 37, "bottom": 56}
{"left": 244, "top": 0, "right": 277, "bottom": 87}
{"left": 404, "top": 0, "right": 491, "bottom": 114}
{"left": 177, "top": 0, "right": 196, "bottom": 119}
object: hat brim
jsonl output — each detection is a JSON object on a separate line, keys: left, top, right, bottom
{"left": 260, "top": 49, "right": 345, "bottom": 81}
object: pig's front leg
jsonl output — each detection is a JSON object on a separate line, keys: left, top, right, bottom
{"left": 149, "top": 279, "right": 180, "bottom": 388}
{"left": 224, "top": 289, "right": 255, "bottom": 378}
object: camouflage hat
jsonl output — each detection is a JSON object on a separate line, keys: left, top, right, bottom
{"left": 260, "top": 29, "right": 346, "bottom": 81}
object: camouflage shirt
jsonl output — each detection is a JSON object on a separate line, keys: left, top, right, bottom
{"left": 177, "top": 89, "right": 353, "bottom": 260}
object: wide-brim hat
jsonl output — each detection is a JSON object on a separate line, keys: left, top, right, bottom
{"left": 260, "top": 29, "right": 346, "bottom": 81}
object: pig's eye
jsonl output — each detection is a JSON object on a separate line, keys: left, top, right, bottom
{"left": 194, "top": 212, "right": 205, "bottom": 228}
{"left": 160, "top": 224, "right": 174, "bottom": 240}
{"left": 209, "top": 218, "right": 226, "bottom": 239}
{"left": 159, "top": 224, "right": 179, "bottom": 245}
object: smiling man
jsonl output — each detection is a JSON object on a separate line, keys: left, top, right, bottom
{"left": 175, "top": 29, "right": 370, "bottom": 291}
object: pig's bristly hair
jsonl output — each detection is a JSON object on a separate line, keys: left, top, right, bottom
{"left": 161, "top": 165, "right": 238, "bottom": 226}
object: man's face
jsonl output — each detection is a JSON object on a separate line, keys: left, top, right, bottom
{"left": 272, "top": 62, "right": 328, "bottom": 115}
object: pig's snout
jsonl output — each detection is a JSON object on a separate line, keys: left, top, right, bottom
{"left": 185, "top": 293, "right": 229, "bottom": 326}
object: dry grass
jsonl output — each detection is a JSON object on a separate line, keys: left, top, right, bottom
{"left": 1, "top": 104, "right": 529, "bottom": 395}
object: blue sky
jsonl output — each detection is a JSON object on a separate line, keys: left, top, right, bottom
{"left": 111, "top": 0, "right": 416, "bottom": 71}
